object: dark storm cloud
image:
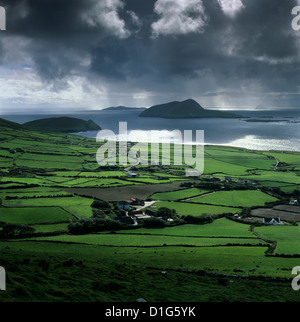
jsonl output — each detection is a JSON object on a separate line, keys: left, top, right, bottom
{"left": 88, "top": 0, "right": 300, "bottom": 103}
{"left": 5, "top": 0, "right": 106, "bottom": 38}
{"left": 0, "top": 0, "right": 299, "bottom": 107}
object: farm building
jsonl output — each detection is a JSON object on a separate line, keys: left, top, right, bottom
{"left": 262, "top": 218, "right": 281, "bottom": 225}
{"left": 289, "top": 199, "right": 298, "bottom": 205}
{"left": 117, "top": 201, "right": 131, "bottom": 211}
{"left": 126, "top": 171, "right": 138, "bottom": 178}
{"left": 128, "top": 198, "right": 145, "bottom": 206}
{"left": 129, "top": 210, "right": 143, "bottom": 216}
{"left": 145, "top": 208, "right": 158, "bottom": 217}
{"left": 135, "top": 214, "right": 152, "bottom": 223}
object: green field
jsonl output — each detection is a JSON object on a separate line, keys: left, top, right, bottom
{"left": 28, "top": 233, "right": 265, "bottom": 247}
{"left": 2, "top": 196, "right": 94, "bottom": 218}
{"left": 1, "top": 241, "right": 300, "bottom": 279}
{"left": 0, "top": 123, "right": 300, "bottom": 302}
{"left": 0, "top": 207, "right": 74, "bottom": 225}
{"left": 1, "top": 242, "right": 300, "bottom": 302}
{"left": 154, "top": 201, "right": 241, "bottom": 215}
{"left": 189, "top": 190, "right": 278, "bottom": 207}
{"left": 121, "top": 218, "right": 255, "bottom": 238}
{"left": 151, "top": 187, "right": 210, "bottom": 201}
{"left": 254, "top": 225, "right": 300, "bottom": 255}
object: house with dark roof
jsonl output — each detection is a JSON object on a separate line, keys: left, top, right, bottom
{"left": 128, "top": 198, "right": 145, "bottom": 206}
{"left": 145, "top": 208, "right": 158, "bottom": 217}
{"left": 117, "top": 201, "right": 131, "bottom": 211}
{"left": 126, "top": 171, "right": 138, "bottom": 178}
{"left": 289, "top": 199, "right": 298, "bottom": 205}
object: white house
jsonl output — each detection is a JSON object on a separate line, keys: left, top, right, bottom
{"left": 262, "top": 218, "right": 281, "bottom": 225}
{"left": 289, "top": 199, "right": 298, "bottom": 205}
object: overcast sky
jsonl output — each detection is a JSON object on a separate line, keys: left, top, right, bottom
{"left": 0, "top": 0, "right": 300, "bottom": 113}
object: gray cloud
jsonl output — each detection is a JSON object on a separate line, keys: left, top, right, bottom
{"left": 151, "top": 0, "right": 209, "bottom": 38}
{"left": 0, "top": 0, "right": 299, "bottom": 109}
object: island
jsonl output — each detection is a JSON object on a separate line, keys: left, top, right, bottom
{"left": 103, "top": 106, "right": 146, "bottom": 111}
{"left": 24, "top": 117, "right": 101, "bottom": 133}
{"left": 139, "top": 99, "right": 242, "bottom": 119}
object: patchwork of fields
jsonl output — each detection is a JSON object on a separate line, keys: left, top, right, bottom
{"left": 0, "top": 125, "right": 300, "bottom": 302}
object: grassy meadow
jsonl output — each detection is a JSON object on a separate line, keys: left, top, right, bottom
{"left": 0, "top": 124, "right": 300, "bottom": 302}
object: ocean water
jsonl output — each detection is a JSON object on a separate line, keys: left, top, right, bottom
{"left": 2, "top": 109, "right": 300, "bottom": 152}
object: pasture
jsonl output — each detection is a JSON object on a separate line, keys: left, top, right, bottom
{"left": 189, "top": 190, "right": 278, "bottom": 208}
{"left": 0, "top": 207, "right": 74, "bottom": 225}
{"left": 0, "top": 123, "right": 300, "bottom": 302}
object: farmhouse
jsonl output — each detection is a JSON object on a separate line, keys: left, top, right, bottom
{"left": 289, "top": 199, "right": 298, "bottom": 205}
{"left": 117, "top": 201, "right": 131, "bottom": 211}
{"left": 129, "top": 210, "right": 143, "bottom": 216}
{"left": 262, "top": 218, "right": 281, "bottom": 225}
{"left": 135, "top": 214, "right": 152, "bottom": 221}
{"left": 128, "top": 198, "right": 145, "bottom": 206}
{"left": 145, "top": 208, "right": 158, "bottom": 217}
{"left": 237, "top": 178, "right": 256, "bottom": 185}
{"left": 126, "top": 171, "right": 138, "bottom": 178}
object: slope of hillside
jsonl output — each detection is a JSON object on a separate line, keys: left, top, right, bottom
{"left": 24, "top": 117, "right": 101, "bottom": 133}
{"left": 0, "top": 118, "right": 26, "bottom": 130}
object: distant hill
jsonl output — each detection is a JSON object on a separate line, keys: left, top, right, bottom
{"left": 139, "top": 99, "right": 241, "bottom": 119}
{"left": 255, "top": 104, "right": 268, "bottom": 110}
{"left": 24, "top": 117, "right": 101, "bottom": 133}
{"left": 0, "top": 118, "right": 26, "bottom": 130}
{"left": 103, "top": 106, "right": 146, "bottom": 111}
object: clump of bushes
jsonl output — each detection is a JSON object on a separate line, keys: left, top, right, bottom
{"left": 142, "top": 217, "right": 167, "bottom": 228}
{"left": 68, "top": 218, "right": 122, "bottom": 235}
{"left": 0, "top": 223, "right": 35, "bottom": 238}
{"left": 183, "top": 214, "right": 213, "bottom": 225}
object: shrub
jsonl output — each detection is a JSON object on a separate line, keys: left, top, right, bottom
{"left": 142, "top": 217, "right": 166, "bottom": 228}
{"left": 91, "top": 199, "right": 112, "bottom": 209}
{"left": 184, "top": 214, "right": 213, "bottom": 225}
{"left": 68, "top": 217, "right": 122, "bottom": 235}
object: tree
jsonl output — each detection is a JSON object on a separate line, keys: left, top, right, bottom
{"left": 0, "top": 224, "right": 35, "bottom": 238}
{"left": 92, "top": 209, "right": 106, "bottom": 218}
{"left": 157, "top": 207, "right": 177, "bottom": 219}
{"left": 184, "top": 214, "right": 213, "bottom": 225}
{"left": 91, "top": 199, "right": 111, "bottom": 209}
{"left": 68, "top": 217, "right": 122, "bottom": 235}
{"left": 143, "top": 217, "right": 166, "bottom": 228}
